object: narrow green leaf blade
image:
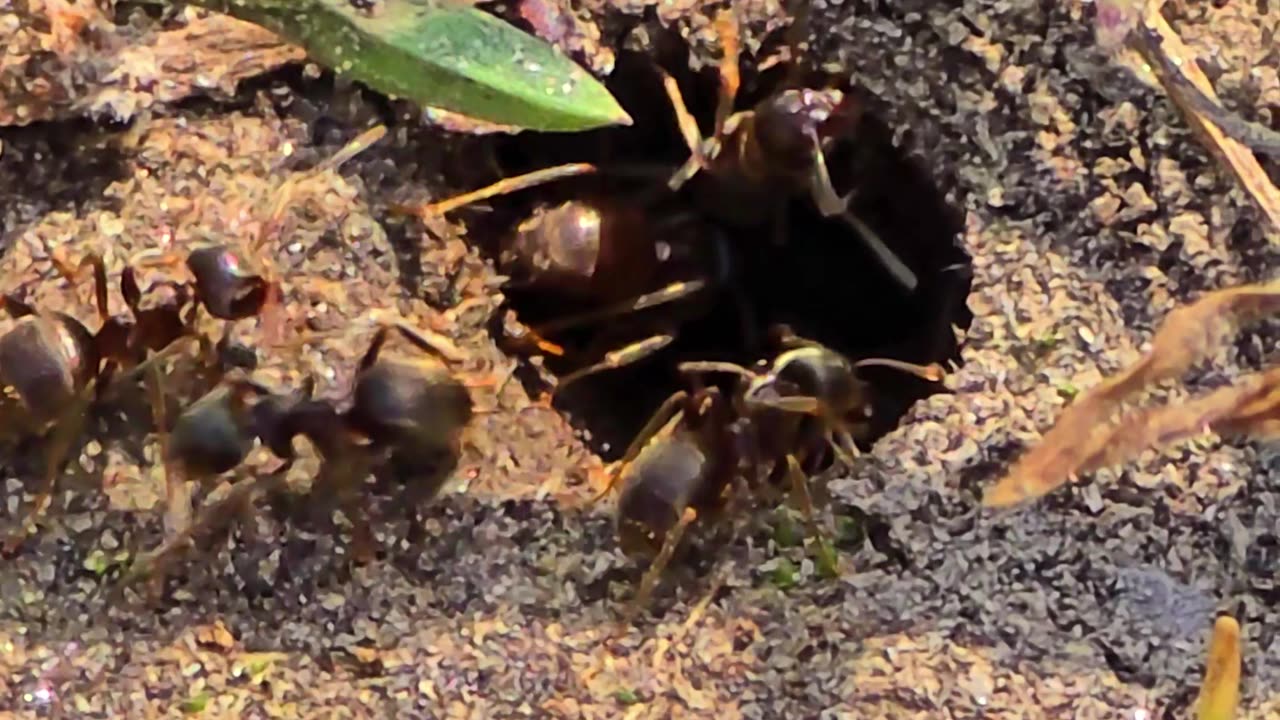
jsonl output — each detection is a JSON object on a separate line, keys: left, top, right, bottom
{"left": 205, "top": 0, "right": 631, "bottom": 132}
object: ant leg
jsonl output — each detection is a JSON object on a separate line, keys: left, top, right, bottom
{"left": 2, "top": 380, "right": 98, "bottom": 552}
{"left": 677, "top": 361, "right": 756, "bottom": 383}
{"left": 660, "top": 69, "right": 703, "bottom": 159}
{"left": 785, "top": 454, "right": 838, "bottom": 578}
{"left": 535, "top": 279, "right": 709, "bottom": 335}
{"left": 662, "top": 69, "right": 708, "bottom": 193}
{"left": 50, "top": 250, "right": 111, "bottom": 324}
{"left": 121, "top": 466, "right": 284, "bottom": 588}
{"left": 552, "top": 334, "right": 674, "bottom": 397}
{"left": 319, "top": 125, "right": 388, "bottom": 174}
{"left": 324, "top": 450, "right": 377, "bottom": 563}
{"left": 257, "top": 126, "right": 390, "bottom": 254}
{"left": 836, "top": 209, "right": 919, "bottom": 292}
{"left": 396, "top": 163, "right": 598, "bottom": 218}
{"left": 824, "top": 422, "right": 861, "bottom": 469}
{"left": 588, "top": 391, "right": 688, "bottom": 503}
{"left": 380, "top": 321, "right": 468, "bottom": 363}
{"left": 143, "top": 358, "right": 189, "bottom": 541}
{"left": 667, "top": 6, "right": 744, "bottom": 193}
{"left": 99, "top": 336, "right": 201, "bottom": 402}
{"left": 808, "top": 136, "right": 851, "bottom": 218}
{"left": 711, "top": 7, "right": 741, "bottom": 138}
{"left": 622, "top": 506, "right": 698, "bottom": 625}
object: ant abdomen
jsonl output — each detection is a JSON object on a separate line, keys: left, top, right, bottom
{"left": 348, "top": 358, "right": 473, "bottom": 451}
{"left": 500, "top": 199, "right": 660, "bottom": 302}
{"left": 0, "top": 315, "right": 97, "bottom": 422}
{"left": 616, "top": 436, "right": 708, "bottom": 556}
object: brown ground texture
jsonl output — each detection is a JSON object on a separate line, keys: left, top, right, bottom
{"left": 1, "top": 0, "right": 1279, "bottom": 718}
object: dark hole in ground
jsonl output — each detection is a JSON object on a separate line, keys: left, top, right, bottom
{"left": 451, "top": 30, "right": 972, "bottom": 460}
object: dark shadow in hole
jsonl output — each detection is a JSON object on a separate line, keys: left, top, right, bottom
{"left": 452, "top": 30, "right": 972, "bottom": 460}
{"left": 0, "top": 118, "right": 130, "bottom": 244}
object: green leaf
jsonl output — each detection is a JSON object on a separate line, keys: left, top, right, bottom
{"left": 812, "top": 538, "right": 839, "bottom": 580}
{"left": 770, "top": 558, "right": 798, "bottom": 590}
{"left": 191, "top": 0, "right": 631, "bottom": 132}
{"left": 615, "top": 689, "right": 639, "bottom": 705}
{"left": 179, "top": 692, "right": 210, "bottom": 714}
{"left": 772, "top": 511, "right": 801, "bottom": 548}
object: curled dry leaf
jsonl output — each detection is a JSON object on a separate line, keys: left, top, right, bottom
{"left": 985, "top": 282, "right": 1280, "bottom": 508}
{"left": 1196, "top": 615, "right": 1241, "bottom": 720}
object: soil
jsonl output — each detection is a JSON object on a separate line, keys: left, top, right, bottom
{"left": 1, "top": 0, "right": 1279, "bottom": 718}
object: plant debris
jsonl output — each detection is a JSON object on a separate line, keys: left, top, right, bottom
{"left": 986, "top": 281, "right": 1280, "bottom": 507}
{"left": 1196, "top": 615, "right": 1242, "bottom": 720}
{"left": 1114, "top": 0, "right": 1280, "bottom": 234}
{"left": 181, "top": 0, "right": 632, "bottom": 132}
{"left": 0, "top": 2, "right": 305, "bottom": 127}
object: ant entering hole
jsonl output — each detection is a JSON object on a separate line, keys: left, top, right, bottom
{"left": 457, "top": 30, "right": 972, "bottom": 461}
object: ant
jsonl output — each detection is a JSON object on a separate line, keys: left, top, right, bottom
{"left": 126, "top": 321, "right": 475, "bottom": 587}
{"left": 657, "top": 7, "right": 917, "bottom": 291}
{"left": 410, "top": 184, "right": 750, "bottom": 398}
{"left": 683, "top": 326, "right": 944, "bottom": 489}
{"left": 601, "top": 383, "right": 751, "bottom": 620}
{"left": 597, "top": 329, "right": 944, "bottom": 617}
{"left": 0, "top": 254, "right": 198, "bottom": 550}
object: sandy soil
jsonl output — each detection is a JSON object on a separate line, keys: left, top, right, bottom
{"left": 0, "top": 0, "right": 1278, "bottom": 718}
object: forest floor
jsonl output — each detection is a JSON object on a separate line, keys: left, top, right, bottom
{"left": 0, "top": 0, "right": 1278, "bottom": 718}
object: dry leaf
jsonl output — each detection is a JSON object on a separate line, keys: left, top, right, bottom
{"left": 1196, "top": 616, "right": 1241, "bottom": 720}
{"left": 986, "top": 282, "right": 1280, "bottom": 507}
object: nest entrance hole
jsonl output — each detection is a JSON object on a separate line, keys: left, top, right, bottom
{"left": 459, "top": 39, "right": 972, "bottom": 460}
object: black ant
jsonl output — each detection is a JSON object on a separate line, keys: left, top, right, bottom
{"left": 124, "top": 321, "right": 476, "bottom": 587}
{"left": 600, "top": 383, "right": 750, "bottom": 620}
{"left": 658, "top": 7, "right": 917, "bottom": 290}
{"left": 596, "top": 329, "right": 944, "bottom": 617}
{"left": 0, "top": 254, "right": 198, "bottom": 551}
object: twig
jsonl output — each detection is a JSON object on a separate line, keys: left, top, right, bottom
{"left": 1137, "top": 25, "right": 1280, "bottom": 156}
{"left": 1127, "top": 5, "right": 1280, "bottom": 233}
